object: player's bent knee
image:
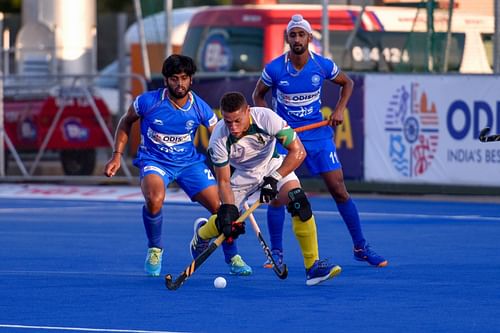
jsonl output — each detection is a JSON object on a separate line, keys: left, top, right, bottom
{"left": 144, "top": 196, "right": 164, "bottom": 214}
{"left": 286, "top": 188, "right": 312, "bottom": 222}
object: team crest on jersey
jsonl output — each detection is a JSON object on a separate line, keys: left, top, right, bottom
{"left": 230, "top": 145, "right": 244, "bottom": 160}
{"left": 311, "top": 74, "right": 321, "bottom": 86}
{"left": 185, "top": 120, "right": 195, "bottom": 131}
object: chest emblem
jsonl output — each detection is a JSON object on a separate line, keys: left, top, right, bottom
{"left": 311, "top": 74, "right": 321, "bottom": 86}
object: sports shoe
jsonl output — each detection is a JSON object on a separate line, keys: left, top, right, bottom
{"left": 353, "top": 244, "right": 388, "bottom": 267}
{"left": 228, "top": 254, "right": 253, "bottom": 276}
{"left": 190, "top": 218, "right": 210, "bottom": 259}
{"left": 263, "top": 249, "right": 283, "bottom": 269}
{"left": 144, "top": 247, "right": 163, "bottom": 277}
{"left": 305, "top": 259, "right": 342, "bottom": 286}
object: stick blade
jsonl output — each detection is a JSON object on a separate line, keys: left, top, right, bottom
{"left": 275, "top": 264, "right": 288, "bottom": 280}
{"left": 479, "top": 127, "right": 490, "bottom": 142}
{"left": 165, "top": 274, "right": 181, "bottom": 291}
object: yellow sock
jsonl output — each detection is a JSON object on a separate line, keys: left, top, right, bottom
{"left": 198, "top": 214, "right": 219, "bottom": 239}
{"left": 292, "top": 215, "right": 319, "bottom": 269}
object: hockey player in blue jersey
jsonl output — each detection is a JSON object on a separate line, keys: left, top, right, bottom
{"left": 252, "top": 14, "right": 387, "bottom": 268}
{"left": 104, "top": 54, "right": 251, "bottom": 277}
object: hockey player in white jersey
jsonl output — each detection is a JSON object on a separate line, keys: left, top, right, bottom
{"left": 190, "top": 91, "right": 341, "bottom": 286}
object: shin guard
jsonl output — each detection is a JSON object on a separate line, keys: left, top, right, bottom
{"left": 292, "top": 215, "right": 319, "bottom": 269}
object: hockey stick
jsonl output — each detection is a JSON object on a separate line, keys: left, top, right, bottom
{"left": 243, "top": 202, "right": 288, "bottom": 280}
{"left": 294, "top": 120, "right": 329, "bottom": 133}
{"left": 479, "top": 127, "right": 500, "bottom": 142}
{"left": 165, "top": 200, "right": 261, "bottom": 291}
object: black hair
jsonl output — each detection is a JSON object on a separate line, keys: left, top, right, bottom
{"left": 162, "top": 54, "right": 197, "bottom": 78}
{"left": 220, "top": 92, "right": 248, "bottom": 113}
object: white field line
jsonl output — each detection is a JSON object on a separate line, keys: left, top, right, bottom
{"left": 0, "top": 205, "right": 499, "bottom": 222}
{"left": 0, "top": 324, "right": 186, "bottom": 333}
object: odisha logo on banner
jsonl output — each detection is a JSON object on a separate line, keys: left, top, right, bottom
{"left": 385, "top": 83, "right": 439, "bottom": 177}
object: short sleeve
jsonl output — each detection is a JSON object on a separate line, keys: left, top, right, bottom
{"left": 132, "top": 95, "right": 143, "bottom": 116}
{"left": 321, "top": 57, "right": 340, "bottom": 80}
{"left": 260, "top": 64, "right": 275, "bottom": 87}
{"left": 207, "top": 123, "right": 229, "bottom": 167}
{"left": 195, "top": 96, "right": 218, "bottom": 127}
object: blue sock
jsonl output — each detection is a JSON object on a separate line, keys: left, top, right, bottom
{"left": 336, "top": 198, "right": 366, "bottom": 249}
{"left": 142, "top": 205, "right": 163, "bottom": 249}
{"left": 267, "top": 205, "right": 286, "bottom": 251}
{"left": 222, "top": 241, "right": 238, "bottom": 264}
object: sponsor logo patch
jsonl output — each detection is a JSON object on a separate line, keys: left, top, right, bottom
{"left": 384, "top": 83, "right": 439, "bottom": 177}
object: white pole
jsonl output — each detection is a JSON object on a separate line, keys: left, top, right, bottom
{"left": 321, "top": 0, "right": 330, "bottom": 58}
{"left": 165, "top": 0, "right": 173, "bottom": 58}
{"left": 133, "top": 0, "right": 151, "bottom": 81}
{"left": 2, "top": 29, "right": 8, "bottom": 75}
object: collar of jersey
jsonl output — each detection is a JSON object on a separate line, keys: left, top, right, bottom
{"left": 162, "top": 89, "right": 194, "bottom": 112}
{"left": 285, "top": 50, "right": 315, "bottom": 75}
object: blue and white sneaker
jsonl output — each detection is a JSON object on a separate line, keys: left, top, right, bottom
{"left": 190, "top": 218, "right": 210, "bottom": 259}
{"left": 229, "top": 254, "right": 252, "bottom": 276}
{"left": 263, "top": 249, "right": 284, "bottom": 269}
{"left": 144, "top": 247, "right": 163, "bottom": 277}
{"left": 353, "top": 244, "right": 388, "bottom": 267}
{"left": 305, "top": 259, "right": 342, "bottom": 286}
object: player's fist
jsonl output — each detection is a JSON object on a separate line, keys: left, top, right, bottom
{"left": 216, "top": 204, "right": 240, "bottom": 238}
{"left": 260, "top": 176, "right": 278, "bottom": 203}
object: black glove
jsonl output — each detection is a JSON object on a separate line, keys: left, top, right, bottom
{"left": 226, "top": 221, "right": 245, "bottom": 245}
{"left": 260, "top": 176, "right": 279, "bottom": 203}
{"left": 216, "top": 204, "right": 243, "bottom": 239}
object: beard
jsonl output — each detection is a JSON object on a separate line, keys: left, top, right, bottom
{"left": 167, "top": 85, "right": 190, "bottom": 99}
{"left": 290, "top": 44, "right": 307, "bottom": 55}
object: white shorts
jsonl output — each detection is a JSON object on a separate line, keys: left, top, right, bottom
{"left": 230, "top": 155, "right": 299, "bottom": 209}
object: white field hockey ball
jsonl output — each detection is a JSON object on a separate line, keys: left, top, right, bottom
{"left": 214, "top": 276, "right": 227, "bottom": 289}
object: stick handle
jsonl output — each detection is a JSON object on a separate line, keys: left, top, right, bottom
{"left": 242, "top": 202, "right": 289, "bottom": 279}
{"left": 294, "top": 120, "right": 329, "bottom": 133}
{"left": 243, "top": 202, "right": 262, "bottom": 236}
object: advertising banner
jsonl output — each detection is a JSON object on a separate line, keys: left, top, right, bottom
{"left": 364, "top": 74, "right": 500, "bottom": 186}
{"left": 152, "top": 74, "right": 365, "bottom": 179}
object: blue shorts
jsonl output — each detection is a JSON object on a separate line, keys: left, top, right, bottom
{"left": 137, "top": 160, "right": 216, "bottom": 200}
{"left": 302, "top": 139, "right": 342, "bottom": 175}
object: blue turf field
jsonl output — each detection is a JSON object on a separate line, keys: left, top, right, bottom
{"left": 0, "top": 193, "right": 499, "bottom": 333}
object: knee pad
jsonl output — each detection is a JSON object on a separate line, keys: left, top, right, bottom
{"left": 286, "top": 188, "right": 312, "bottom": 222}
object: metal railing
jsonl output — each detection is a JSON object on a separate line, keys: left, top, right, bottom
{"left": 0, "top": 72, "right": 147, "bottom": 183}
